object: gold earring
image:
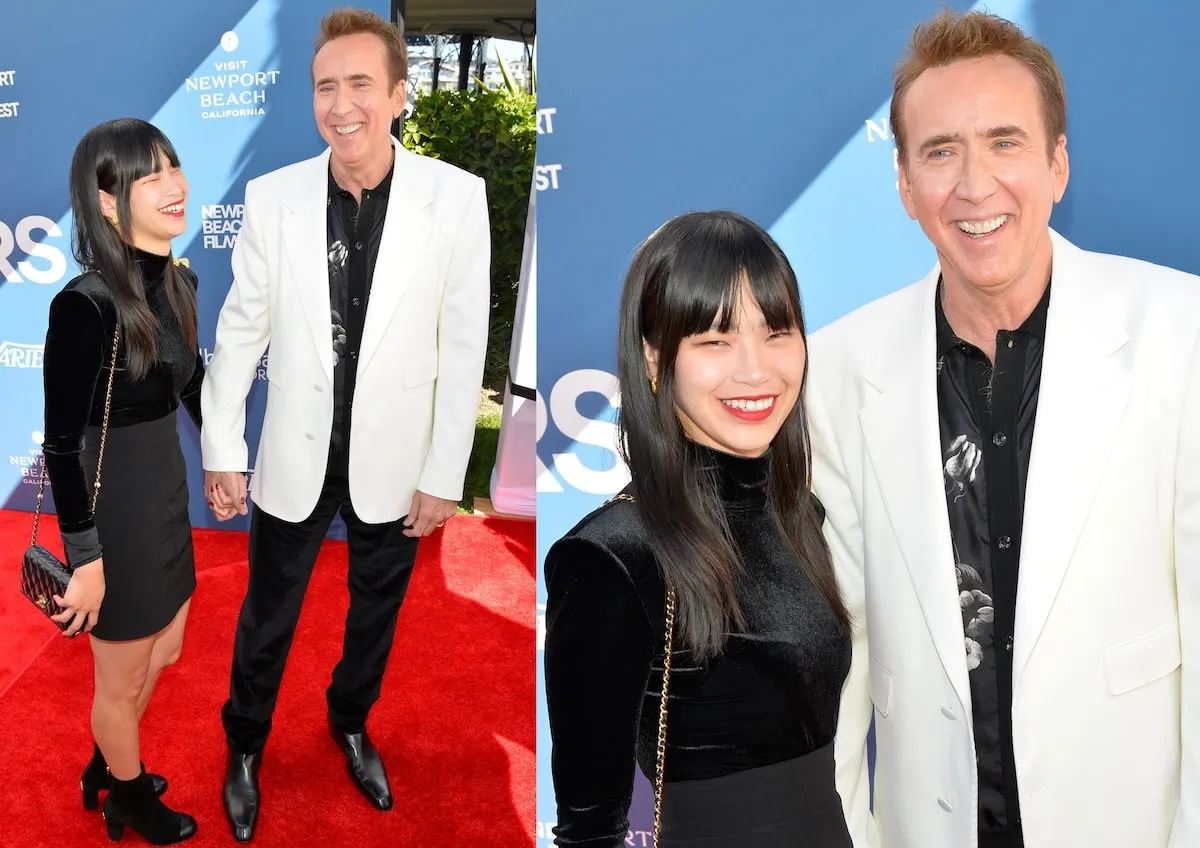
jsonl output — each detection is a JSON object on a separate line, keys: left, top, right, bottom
{"left": 109, "top": 213, "right": 119, "bottom": 228}
{"left": 650, "top": 375, "right": 658, "bottom": 394}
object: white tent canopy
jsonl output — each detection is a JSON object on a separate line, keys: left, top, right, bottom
{"left": 397, "top": 0, "right": 535, "bottom": 39}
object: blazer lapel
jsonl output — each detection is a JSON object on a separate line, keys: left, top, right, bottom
{"left": 1013, "top": 231, "right": 1132, "bottom": 684}
{"left": 281, "top": 150, "right": 335, "bottom": 385}
{"left": 858, "top": 269, "right": 973, "bottom": 712}
{"left": 358, "top": 140, "right": 436, "bottom": 374}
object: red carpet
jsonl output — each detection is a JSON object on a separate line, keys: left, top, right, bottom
{"left": 0, "top": 508, "right": 535, "bottom": 846}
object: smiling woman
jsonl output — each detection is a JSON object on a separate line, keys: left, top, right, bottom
{"left": 542, "top": 210, "right": 856, "bottom": 847}
{"left": 36, "top": 116, "right": 205, "bottom": 845}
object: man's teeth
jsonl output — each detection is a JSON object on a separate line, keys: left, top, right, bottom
{"left": 159, "top": 203, "right": 184, "bottom": 214}
{"left": 957, "top": 214, "right": 1007, "bottom": 236}
{"left": 722, "top": 397, "right": 775, "bottom": 412}
{"left": 336, "top": 123, "right": 363, "bottom": 135}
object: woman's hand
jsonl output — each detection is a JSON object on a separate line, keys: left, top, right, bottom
{"left": 51, "top": 559, "right": 105, "bottom": 637}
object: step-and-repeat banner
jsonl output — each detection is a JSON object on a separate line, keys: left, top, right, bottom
{"left": 535, "top": 0, "right": 1200, "bottom": 843}
{"left": 0, "top": 0, "right": 388, "bottom": 536}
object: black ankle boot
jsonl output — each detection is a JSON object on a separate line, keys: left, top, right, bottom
{"left": 81, "top": 744, "right": 168, "bottom": 810}
{"left": 102, "top": 770, "right": 197, "bottom": 845}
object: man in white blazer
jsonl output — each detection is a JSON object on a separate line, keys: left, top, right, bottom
{"left": 200, "top": 9, "right": 489, "bottom": 841}
{"left": 810, "top": 10, "right": 1199, "bottom": 848}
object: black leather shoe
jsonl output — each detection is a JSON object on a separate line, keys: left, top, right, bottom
{"left": 329, "top": 721, "right": 393, "bottom": 811}
{"left": 81, "top": 745, "right": 168, "bottom": 810}
{"left": 223, "top": 750, "right": 261, "bottom": 843}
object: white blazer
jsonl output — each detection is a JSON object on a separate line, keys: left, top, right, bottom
{"left": 809, "top": 230, "right": 1200, "bottom": 848}
{"left": 201, "top": 138, "right": 490, "bottom": 524}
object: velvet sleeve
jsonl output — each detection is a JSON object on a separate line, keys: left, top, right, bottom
{"left": 41, "top": 289, "right": 106, "bottom": 568}
{"left": 544, "top": 535, "right": 654, "bottom": 847}
{"left": 180, "top": 350, "right": 204, "bottom": 429}
{"left": 178, "top": 265, "right": 204, "bottom": 429}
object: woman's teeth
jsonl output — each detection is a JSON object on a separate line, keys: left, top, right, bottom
{"left": 722, "top": 397, "right": 775, "bottom": 412}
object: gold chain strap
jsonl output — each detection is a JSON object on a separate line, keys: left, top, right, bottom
{"left": 31, "top": 323, "right": 121, "bottom": 547}
{"left": 608, "top": 491, "right": 676, "bottom": 847}
{"left": 653, "top": 583, "right": 676, "bottom": 848}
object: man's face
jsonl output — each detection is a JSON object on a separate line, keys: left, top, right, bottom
{"left": 897, "top": 54, "right": 1068, "bottom": 295}
{"left": 312, "top": 33, "right": 405, "bottom": 171}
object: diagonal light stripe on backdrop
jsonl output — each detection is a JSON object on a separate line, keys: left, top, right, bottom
{"left": 769, "top": 0, "right": 1035, "bottom": 332}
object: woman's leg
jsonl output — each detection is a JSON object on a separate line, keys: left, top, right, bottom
{"left": 135, "top": 600, "right": 192, "bottom": 721}
{"left": 90, "top": 635, "right": 156, "bottom": 780}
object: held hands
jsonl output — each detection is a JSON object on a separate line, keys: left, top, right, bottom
{"left": 51, "top": 559, "right": 105, "bottom": 637}
{"left": 403, "top": 491, "right": 458, "bottom": 538}
{"left": 202, "top": 474, "right": 454, "bottom": 533}
{"left": 206, "top": 470, "right": 248, "bottom": 521}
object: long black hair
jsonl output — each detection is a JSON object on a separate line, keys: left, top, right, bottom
{"left": 616, "top": 210, "right": 849, "bottom": 661}
{"left": 68, "top": 118, "right": 197, "bottom": 380}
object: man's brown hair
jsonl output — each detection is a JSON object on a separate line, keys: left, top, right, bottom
{"left": 890, "top": 9, "right": 1066, "bottom": 163}
{"left": 313, "top": 7, "right": 408, "bottom": 90}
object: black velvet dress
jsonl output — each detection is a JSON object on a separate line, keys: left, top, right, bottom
{"left": 41, "top": 249, "right": 204, "bottom": 641}
{"left": 543, "top": 444, "right": 854, "bottom": 847}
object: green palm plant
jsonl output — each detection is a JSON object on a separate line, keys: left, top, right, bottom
{"left": 483, "top": 43, "right": 535, "bottom": 95}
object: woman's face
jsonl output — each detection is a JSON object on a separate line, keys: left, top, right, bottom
{"left": 103, "top": 149, "right": 189, "bottom": 252}
{"left": 648, "top": 282, "right": 807, "bottom": 458}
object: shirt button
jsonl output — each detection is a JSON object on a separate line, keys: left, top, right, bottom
{"left": 352, "top": 297, "right": 361, "bottom": 307}
{"left": 993, "top": 432, "right": 1008, "bottom": 447}
{"left": 998, "top": 535, "right": 1012, "bottom": 550}
{"left": 355, "top": 242, "right": 363, "bottom": 250}
{"left": 350, "top": 351, "right": 357, "bottom": 359}
{"left": 1005, "top": 636, "right": 1014, "bottom": 652}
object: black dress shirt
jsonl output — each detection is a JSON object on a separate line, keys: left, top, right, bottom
{"left": 325, "top": 157, "right": 394, "bottom": 476}
{"left": 935, "top": 279, "right": 1050, "bottom": 848}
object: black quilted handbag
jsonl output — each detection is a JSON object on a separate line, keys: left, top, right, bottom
{"left": 20, "top": 323, "right": 120, "bottom": 632}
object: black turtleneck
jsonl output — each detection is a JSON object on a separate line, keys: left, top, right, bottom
{"left": 41, "top": 247, "right": 205, "bottom": 568}
{"left": 543, "top": 443, "right": 852, "bottom": 847}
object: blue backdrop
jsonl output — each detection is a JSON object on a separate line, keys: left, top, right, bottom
{"left": 0, "top": 0, "right": 388, "bottom": 538}
{"left": 535, "top": 0, "right": 1200, "bottom": 843}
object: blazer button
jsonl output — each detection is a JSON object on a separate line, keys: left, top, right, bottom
{"left": 938, "top": 798, "right": 953, "bottom": 813}
{"left": 941, "top": 706, "right": 956, "bottom": 720}
{"left": 305, "top": 433, "right": 314, "bottom": 440}
{"left": 314, "top": 384, "right": 324, "bottom": 392}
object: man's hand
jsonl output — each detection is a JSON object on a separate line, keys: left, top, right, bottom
{"left": 403, "top": 491, "right": 458, "bottom": 537}
{"left": 206, "top": 470, "right": 248, "bottom": 520}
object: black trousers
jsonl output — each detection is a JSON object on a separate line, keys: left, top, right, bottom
{"left": 980, "top": 831, "right": 1023, "bottom": 848}
{"left": 221, "top": 464, "right": 420, "bottom": 753}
